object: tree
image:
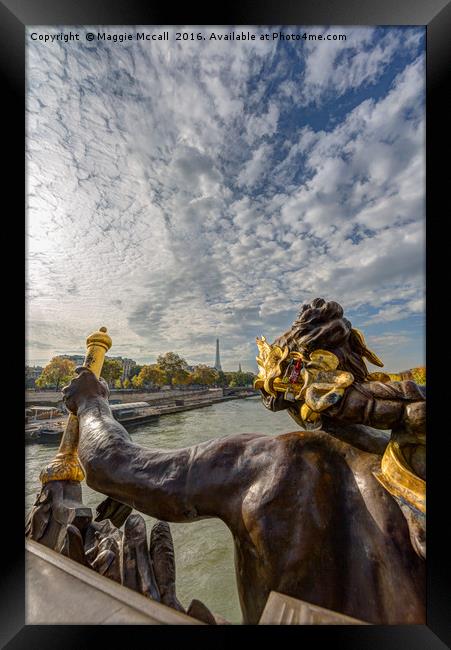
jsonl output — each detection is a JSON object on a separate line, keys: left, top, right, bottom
{"left": 215, "top": 370, "right": 228, "bottom": 387}
{"left": 123, "top": 378, "right": 131, "bottom": 389}
{"left": 114, "top": 378, "right": 123, "bottom": 389}
{"left": 133, "top": 364, "right": 167, "bottom": 389}
{"left": 411, "top": 366, "right": 426, "bottom": 385}
{"left": 156, "top": 352, "right": 188, "bottom": 388}
{"left": 225, "top": 370, "right": 256, "bottom": 387}
{"left": 35, "top": 357, "right": 76, "bottom": 390}
{"left": 242, "top": 372, "right": 256, "bottom": 387}
{"left": 190, "top": 365, "right": 218, "bottom": 386}
{"left": 101, "top": 358, "right": 123, "bottom": 388}
{"left": 391, "top": 367, "right": 426, "bottom": 385}
{"left": 128, "top": 364, "right": 142, "bottom": 380}
{"left": 223, "top": 372, "right": 234, "bottom": 386}
{"left": 25, "top": 365, "right": 43, "bottom": 389}
{"left": 173, "top": 369, "right": 191, "bottom": 386}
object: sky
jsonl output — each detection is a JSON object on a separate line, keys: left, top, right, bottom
{"left": 26, "top": 26, "right": 425, "bottom": 373}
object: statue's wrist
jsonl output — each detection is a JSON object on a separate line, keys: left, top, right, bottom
{"left": 76, "top": 394, "right": 108, "bottom": 416}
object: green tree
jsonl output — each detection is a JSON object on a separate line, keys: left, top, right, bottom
{"left": 123, "top": 377, "right": 131, "bottom": 389}
{"left": 227, "top": 371, "right": 240, "bottom": 387}
{"left": 242, "top": 372, "right": 256, "bottom": 387}
{"left": 223, "top": 372, "right": 234, "bottom": 386}
{"left": 114, "top": 378, "right": 123, "bottom": 389}
{"left": 128, "top": 364, "right": 142, "bottom": 380}
{"left": 101, "top": 358, "right": 123, "bottom": 388}
{"left": 190, "top": 365, "right": 218, "bottom": 386}
{"left": 25, "top": 365, "right": 43, "bottom": 389}
{"left": 156, "top": 352, "right": 188, "bottom": 388}
{"left": 226, "top": 370, "right": 256, "bottom": 387}
{"left": 35, "top": 357, "right": 76, "bottom": 391}
{"left": 215, "top": 370, "right": 228, "bottom": 387}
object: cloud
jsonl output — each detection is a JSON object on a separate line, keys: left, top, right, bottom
{"left": 236, "top": 143, "right": 273, "bottom": 188}
{"left": 364, "top": 297, "right": 425, "bottom": 325}
{"left": 26, "top": 26, "right": 425, "bottom": 372}
{"left": 367, "top": 332, "right": 410, "bottom": 347}
{"left": 244, "top": 101, "right": 280, "bottom": 144}
{"left": 300, "top": 27, "right": 423, "bottom": 106}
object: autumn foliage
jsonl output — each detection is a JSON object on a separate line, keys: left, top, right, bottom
{"left": 388, "top": 366, "right": 426, "bottom": 385}
{"left": 35, "top": 357, "right": 76, "bottom": 390}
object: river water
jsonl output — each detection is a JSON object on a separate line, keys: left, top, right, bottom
{"left": 25, "top": 397, "right": 296, "bottom": 623}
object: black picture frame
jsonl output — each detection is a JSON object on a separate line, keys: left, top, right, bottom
{"left": 3, "top": 0, "right": 450, "bottom": 647}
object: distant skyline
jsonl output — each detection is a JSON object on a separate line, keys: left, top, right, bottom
{"left": 26, "top": 339, "right": 247, "bottom": 373}
{"left": 26, "top": 26, "right": 425, "bottom": 373}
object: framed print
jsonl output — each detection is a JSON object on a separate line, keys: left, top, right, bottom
{"left": 1, "top": 0, "right": 450, "bottom": 647}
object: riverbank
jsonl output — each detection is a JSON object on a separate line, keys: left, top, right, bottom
{"left": 26, "top": 386, "right": 257, "bottom": 406}
{"left": 121, "top": 390, "right": 259, "bottom": 427}
{"left": 25, "top": 388, "right": 260, "bottom": 441}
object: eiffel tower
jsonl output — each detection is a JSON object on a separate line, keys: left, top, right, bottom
{"left": 214, "top": 338, "right": 222, "bottom": 372}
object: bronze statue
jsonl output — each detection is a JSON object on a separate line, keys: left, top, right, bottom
{"left": 255, "top": 298, "right": 425, "bottom": 528}
{"left": 59, "top": 298, "right": 426, "bottom": 625}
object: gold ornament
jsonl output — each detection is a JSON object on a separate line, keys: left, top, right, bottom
{"left": 373, "top": 440, "right": 426, "bottom": 514}
{"left": 40, "top": 326, "right": 112, "bottom": 485}
{"left": 254, "top": 338, "right": 354, "bottom": 423}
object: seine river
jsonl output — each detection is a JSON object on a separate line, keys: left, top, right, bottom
{"left": 25, "top": 397, "right": 296, "bottom": 623}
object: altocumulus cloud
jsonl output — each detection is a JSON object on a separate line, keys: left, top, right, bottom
{"left": 26, "top": 26, "right": 425, "bottom": 372}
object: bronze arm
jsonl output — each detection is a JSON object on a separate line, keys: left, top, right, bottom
{"left": 75, "top": 394, "right": 260, "bottom": 526}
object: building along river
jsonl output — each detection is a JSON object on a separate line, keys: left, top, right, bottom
{"left": 25, "top": 396, "right": 297, "bottom": 623}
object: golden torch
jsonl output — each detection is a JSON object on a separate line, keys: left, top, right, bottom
{"left": 39, "top": 326, "right": 112, "bottom": 485}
